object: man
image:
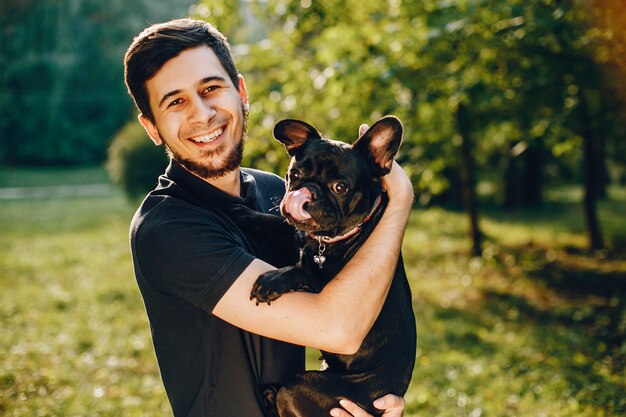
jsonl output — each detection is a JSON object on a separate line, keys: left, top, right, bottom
{"left": 124, "top": 18, "right": 413, "bottom": 417}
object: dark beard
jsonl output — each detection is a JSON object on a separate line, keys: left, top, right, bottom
{"left": 169, "top": 135, "right": 244, "bottom": 180}
{"left": 166, "top": 105, "right": 248, "bottom": 180}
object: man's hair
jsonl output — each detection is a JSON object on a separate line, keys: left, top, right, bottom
{"left": 124, "top": 18, "right": 239, "bottom": 122}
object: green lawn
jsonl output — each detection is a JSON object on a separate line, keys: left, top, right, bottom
{"left": 0, "top": 166, "right": 111, "bottom": 188}
{"left": 1, "top": 169, "right": 625, "bottom": 416}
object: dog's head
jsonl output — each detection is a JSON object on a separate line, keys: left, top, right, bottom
{"left": 274, "top": 116, "right": 403, "bottom": 237}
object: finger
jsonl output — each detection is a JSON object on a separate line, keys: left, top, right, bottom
{"left": 373, "top": 394, "right": 405, "bottom": 410}
{"left": 329, "top": 408, "right": 352, "bottom": 417}
{"left": 333, "top": 399, "right": 372, "bottom": 417}
{"left": 359, "top": 124, "right": 369, "bottom": 137}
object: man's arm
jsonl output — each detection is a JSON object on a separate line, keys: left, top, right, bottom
{"left": 213, "top": 161, "right": 413, "bottom": 354}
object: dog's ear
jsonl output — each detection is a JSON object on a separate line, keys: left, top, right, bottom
{"left": 273, "top": 119, "right": 321, "bottom": 155}
{"left": 353, "top": 115, "right": 403, "bottom": 176}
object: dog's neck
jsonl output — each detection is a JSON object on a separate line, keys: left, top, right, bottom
{"left": 309, "top": 193, "right": 383, "bottom": 245}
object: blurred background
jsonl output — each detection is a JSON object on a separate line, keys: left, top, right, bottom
{"left": 1, "top": 0, "right": 625, "bottom": 416}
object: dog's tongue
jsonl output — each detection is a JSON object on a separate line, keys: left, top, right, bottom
{"left": 284, "top": 188, "right": 312, "bottom": 221}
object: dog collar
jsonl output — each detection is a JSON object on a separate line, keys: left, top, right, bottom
{"left": 310, "top": 194, "right": 383, "bottom": 268}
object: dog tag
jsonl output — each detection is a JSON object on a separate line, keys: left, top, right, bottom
{"left": 313, "top": 255, "right": 326, "bottom": 268}
{"left": 314, "top": 238, "right": 327, "bottom": 268}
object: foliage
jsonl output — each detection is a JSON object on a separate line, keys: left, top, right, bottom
{"left": 197, "top": 0, "right": 626, "bottom": 207}
{"left": 106, "top": 121, "right": 169, "bottom": 202}
{"left": 0, "top": 0, "right": 194, "bottom": 166}
{"left": 1, "top": 169, "right": 625, "bottom": 416}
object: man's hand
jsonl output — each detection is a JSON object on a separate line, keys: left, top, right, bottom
{"left": 329, "top": 395, "right": 405, "bottom": 417}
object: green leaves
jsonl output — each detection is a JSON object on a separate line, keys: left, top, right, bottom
{"left": 0, "top": 0, "right": 196, "bottom": 166}
{"left": 216, "top": 0, "right": 624, "bottom": 205}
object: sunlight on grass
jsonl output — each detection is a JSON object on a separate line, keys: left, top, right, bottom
{"left": 0, "top": 194, "right": 170, "bottom": 416}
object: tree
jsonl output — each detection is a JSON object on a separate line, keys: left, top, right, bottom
{"left": 0, "top": 0, "right": 195, "bottom": 166}
{"left": 456, "top": 102, "right": 483, "bottom": 255}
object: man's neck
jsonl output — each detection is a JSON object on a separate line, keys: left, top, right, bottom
{"left": 203, "top": 168, "right": 241, "bottom": 197}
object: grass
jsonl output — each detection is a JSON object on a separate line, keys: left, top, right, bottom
{"left": 0, "top": 166, "right": 110, "bottom": 188}
{"left": 1, "top": 168, "right": 625, "bottom": 416}
{"left": 1, "top": 191, "right": 170, "bottom": 416}
{"left": 403, "top": 206, "right": 626, "bottom": 417}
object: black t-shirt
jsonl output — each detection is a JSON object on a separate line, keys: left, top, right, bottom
{"left": 130, "top": 160, "right": 304, "bottom": 417}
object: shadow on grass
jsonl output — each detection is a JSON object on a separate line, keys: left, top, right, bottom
{"left": 537, "top": 257, "right": 626, "bottom": 297}
{"left": 494, "top": 243, "right": 626, "bottom": 343}
{"left": 477, "top": 288, "right": 626, "bottom": 411}
{"left": 483, "top": 202, "right": 587, "bottom": 232}
{"left": 481, "top": 197, "right": 626, "bottom": 248}
{"left": 426, "top": 286, "right": 626, "bottom": 413}
{"left": 461, "top": 242, "right": 626, "bottom": 412}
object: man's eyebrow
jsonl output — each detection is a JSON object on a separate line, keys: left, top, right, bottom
{"left": 199, "top": 76, "right": 227, "bottom": 86}
{"left": 158, "top": 76, "right": 228, "bottom": 108}
{"left": 158, "top": 90, "right": 182, "bottom": 108}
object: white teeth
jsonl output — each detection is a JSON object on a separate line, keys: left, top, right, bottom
{"left": 191, "top": 128, "right": 223, "bottom": 143}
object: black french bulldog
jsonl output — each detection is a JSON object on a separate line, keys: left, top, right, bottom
{"left": 239, "top": 116, "right": 416, "bottom": 417}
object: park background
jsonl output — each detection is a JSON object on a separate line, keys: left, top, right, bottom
{"left": 1, "top": 0, "right": 625, "bottom": 415}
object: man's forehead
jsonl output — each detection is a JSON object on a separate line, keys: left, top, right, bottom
{"left": 146, "top": 46, "right": 229, "bottom": 101}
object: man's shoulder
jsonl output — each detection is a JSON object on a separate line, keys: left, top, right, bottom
{"left": 130, "top": 192, "right": 215, "bottom": 238}
{"left": 241, "top": 168, "right": 286, "bottom": 214}
{"left": 242, "top": 167, "right": 284, "bottom": 187}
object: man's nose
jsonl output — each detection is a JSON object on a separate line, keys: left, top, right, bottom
{"left": 188, "top": 95, "right": 216, "bottom": 124}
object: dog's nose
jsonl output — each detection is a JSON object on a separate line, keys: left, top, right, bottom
{"left": 303, "top": 183, "right": 321, "bottom": 201}
{"left": 306, "top": 184, "right": 320, "bottom": 201}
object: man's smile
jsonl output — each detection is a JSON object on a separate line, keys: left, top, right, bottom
{"left": 189, "top": 126, "right": 224, "bottom": 144}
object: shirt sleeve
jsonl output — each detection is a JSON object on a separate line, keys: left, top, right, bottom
{"left": 133, "top": 202, "right": 256, "bottom": 314}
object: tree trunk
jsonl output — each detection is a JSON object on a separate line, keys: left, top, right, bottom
{"left": 437, "top": 166, "right": 463, "bottom": 209}
{"left": 521, "top": 140, "right": 543, "bottom": 206}
{"left": 579, "top": 93, "right": 605, "bottom": 250}
{"left": 456, "top": 102, "right": 483, "bottom": 256}
{"left": 596, "top": 115, "right": 608, "bottom": 199}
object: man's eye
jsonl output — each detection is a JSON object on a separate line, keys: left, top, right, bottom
{"left": 331, "top": 181, "right": 349, "bottom": 195}
{"left": 203, "top": 85, "right": 219, "bottom": 94}
{"left": 168, "top": 98, "right": 183, "bottom": 107}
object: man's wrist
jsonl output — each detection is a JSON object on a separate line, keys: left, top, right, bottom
{"left": 382, "top": 161, "right": 413, "bottom": 208}
{"left": 387, "top": 186, "right": 414, "bottom": 212}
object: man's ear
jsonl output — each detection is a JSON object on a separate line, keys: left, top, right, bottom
{"left": 138, "top": 114, "right": 162, "bottom": 146}
{"left": 353, "top": 115, "right": 403, "bottom": 176}
{"left": 273, "top": 119, "right": 322, "bottom": 155}
{"left": 238, "top": 74, "right": 249, "bottom": 112}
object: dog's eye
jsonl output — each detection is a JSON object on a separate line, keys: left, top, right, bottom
{"left": 290, "top": 169, "right": 302, "bottom": 181}
{"left": 331, "top": 181, "right": 349, "bottom": 195}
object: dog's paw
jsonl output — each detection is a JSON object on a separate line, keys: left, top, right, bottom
{"left": 251, "top": 267, "right": 319, "bottom": 305}
{"left": 250, "top": 270, "right": 289, "bottom": 305}
{"left": 262, "top": 384, "right": 279, "bottom": 409}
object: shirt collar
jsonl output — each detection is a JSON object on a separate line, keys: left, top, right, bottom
{"left": 164, "top": 159, "right": 258, "bottom": 212}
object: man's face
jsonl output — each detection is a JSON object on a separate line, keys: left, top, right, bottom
{"left": 140, "top": 46, "right": 248, "bottom": 179}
